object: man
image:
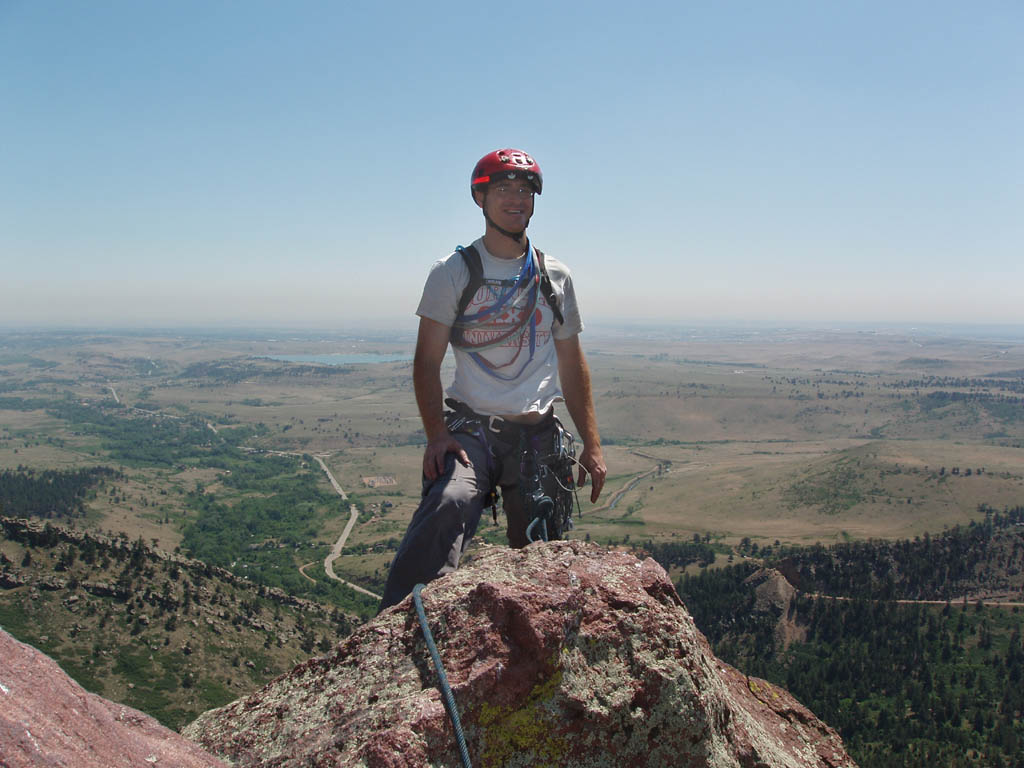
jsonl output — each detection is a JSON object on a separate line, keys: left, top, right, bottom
{"left": 378, "top": 148, "right": 606, "bottom": 611}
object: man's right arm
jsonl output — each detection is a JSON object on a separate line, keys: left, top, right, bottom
{"left": 413, "top": 316, "right": 470, "bottom": 480}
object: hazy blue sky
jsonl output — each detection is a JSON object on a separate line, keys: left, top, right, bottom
{"left": 2, "top": 1, "right": 1022, "bottom": 330}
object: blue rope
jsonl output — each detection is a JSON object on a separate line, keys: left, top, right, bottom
{"left": 413, "top": 583, "right": 472, "bottom": 768}
{"left": 455, "top": 243, "right": 543, "bottom": 381}
{"left": 456, "top": 243, "right": 537, "bottom": 324}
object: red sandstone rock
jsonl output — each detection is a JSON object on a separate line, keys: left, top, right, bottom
{"left": 0, "top": 628, "right": 227, "bottom": 768}
{"left": 185, "top": 540, "right": 857, "bottom": 767}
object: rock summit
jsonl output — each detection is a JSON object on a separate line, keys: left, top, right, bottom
{"left": 185, "top": 540, "right": 855, "bottom": 767}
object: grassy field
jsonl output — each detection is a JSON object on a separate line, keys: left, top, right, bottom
{"left": 2, "top": 326, "right": 1022, "bottom": 593}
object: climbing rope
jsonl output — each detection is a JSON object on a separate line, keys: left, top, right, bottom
{"left": 413, "top": 583, "right": 472, "bottom": 768}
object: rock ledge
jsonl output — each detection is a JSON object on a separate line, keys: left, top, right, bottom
{"left": 0, "top": 628, "right": 227, "bottom": 768}
{"left": 185, "top": 541, "right": 856, "bottom": 767}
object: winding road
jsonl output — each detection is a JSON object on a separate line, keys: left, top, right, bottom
{"left": 104, "top": 385, "right": 380, "bottom": 599}
{"left": 313, "top": 455, "right": 382, "bottom": 600}
{"left": 313, "top": 455, "right": 347, "bottom": 500}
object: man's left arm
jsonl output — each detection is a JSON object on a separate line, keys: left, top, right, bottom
{"left": 554, "top": 334, "right": 607, "bottom": 503}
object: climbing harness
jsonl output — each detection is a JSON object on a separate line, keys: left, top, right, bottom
{"left": 450, "top": 242, "right": 564, "bottom": 381}
{"left": 442, "top": 400, "right": 580, "bottom": 536}
{"left": 520, "top": 418, "right": 580, "bottom": 543}
{"left": 413, "top": 583, "right": 472, "bottom": 768}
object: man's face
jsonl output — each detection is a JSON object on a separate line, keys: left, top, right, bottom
{"left": 476, "top": 178, "right": 535, "bottom": 233}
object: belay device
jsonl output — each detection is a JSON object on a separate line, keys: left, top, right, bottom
{"left": 520, "top": 418, "right": 578, "bottom": 543}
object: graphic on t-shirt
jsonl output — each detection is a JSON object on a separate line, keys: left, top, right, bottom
{"left": 461, "top": 279, "right": 550, "bottom": 350}
{"left": 447, "top": 245, "right": 557, "bottom": 381}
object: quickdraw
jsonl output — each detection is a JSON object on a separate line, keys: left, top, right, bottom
{"left": 443, "top": 401, "right": 580, "bottom": 536}
{"left": 520, "top": 419, "right": 579, "bottom": 543}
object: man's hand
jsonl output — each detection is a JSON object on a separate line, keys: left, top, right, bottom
{"left": 423, "top": 433, "right": 471, "bottom": 481}
{"left": 414, "top": 317, "right": 470, "bottom": 482}
{"left": 554, "top": 335, "right": 606, "bottom": 504}
{"left": 576, "top": 443, "right": 607, "bottom": 503}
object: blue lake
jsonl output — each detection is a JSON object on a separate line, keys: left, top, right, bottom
{"left": 266, "top": 353, "right": 412, "bottom": 365}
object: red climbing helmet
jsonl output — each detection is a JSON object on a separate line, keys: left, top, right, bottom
{"left": 470, "top": 148, "right": 543, "bottom": 196}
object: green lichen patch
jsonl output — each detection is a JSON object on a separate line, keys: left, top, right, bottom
{"left": 477, "top": 667, "right": 568, "bottom": 768}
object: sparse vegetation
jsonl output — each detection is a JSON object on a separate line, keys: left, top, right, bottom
{"left": 784, "top": 460, "right": 865, "bottom": 515}
{"left": 0, "top": 517, "right": 354, "bottom": 729}
{"left": 1, "top": 326, "right": 1023, "bottom": 763}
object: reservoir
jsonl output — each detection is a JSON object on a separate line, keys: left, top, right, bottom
{"left": 266, "top": 353, "right": 412, "bottom": 365}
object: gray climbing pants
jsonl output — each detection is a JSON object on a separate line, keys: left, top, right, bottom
{"left": 378, "top": 419, "right": 556, "bottom": 612}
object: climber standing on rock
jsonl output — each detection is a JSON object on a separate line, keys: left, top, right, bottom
{"left": 379, "top": 148, "right": 607, "bottom": 611}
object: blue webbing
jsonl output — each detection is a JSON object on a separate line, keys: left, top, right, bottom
{"left": 459, "top": 243, "right": 542, "bottom": 380}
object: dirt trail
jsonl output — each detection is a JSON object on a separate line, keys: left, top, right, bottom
{"left": 808, "top": 592, "right": 1024, "bottom": 608}
{"left": 590, "top": 457, "right": 705, "bottom": 514}
{"left": 105, "top": 386, "right": 379, "bottom": 602}
{"left": 242, "top": 448, "right": 381, "bottom": 600}
{"left": 313, "top": 455, "right": 347, "bottom": 500}
{"left": 312, "top": 455, "right": 381, "bottom": 600}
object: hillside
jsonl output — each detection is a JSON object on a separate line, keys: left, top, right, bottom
{"left": 673, "top": 508, "right": 1024, "bottom": 768}
{"left": 772, "top": 504, "right": 1024, "bottom": 601}
{"left": 0, "top": 516, "right": 356, "bottom": 730}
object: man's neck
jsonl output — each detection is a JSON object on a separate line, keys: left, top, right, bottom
{"left": 482, "top": 228, "right": 528, "bottom": 260}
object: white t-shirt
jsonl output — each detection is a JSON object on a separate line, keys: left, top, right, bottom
{"left": 416, "top": 238, "right": 584, "bottom": 417}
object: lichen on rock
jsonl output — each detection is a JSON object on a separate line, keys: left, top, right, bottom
{"left": 184, "top": 540, "right": 857, "bottom": 768}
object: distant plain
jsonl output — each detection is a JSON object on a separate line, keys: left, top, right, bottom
{"left": 1, "top": 325, "right": 1022, "bottom": 594}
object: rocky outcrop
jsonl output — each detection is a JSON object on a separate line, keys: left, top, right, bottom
{"left": 745, "top": 567, "right": 807, "bottom": 650}
{"left": 185, "top": 540, "right": 856, "bottom": 767}
{"left": 0, "top": 628, "right": 227, "bottom": 768}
